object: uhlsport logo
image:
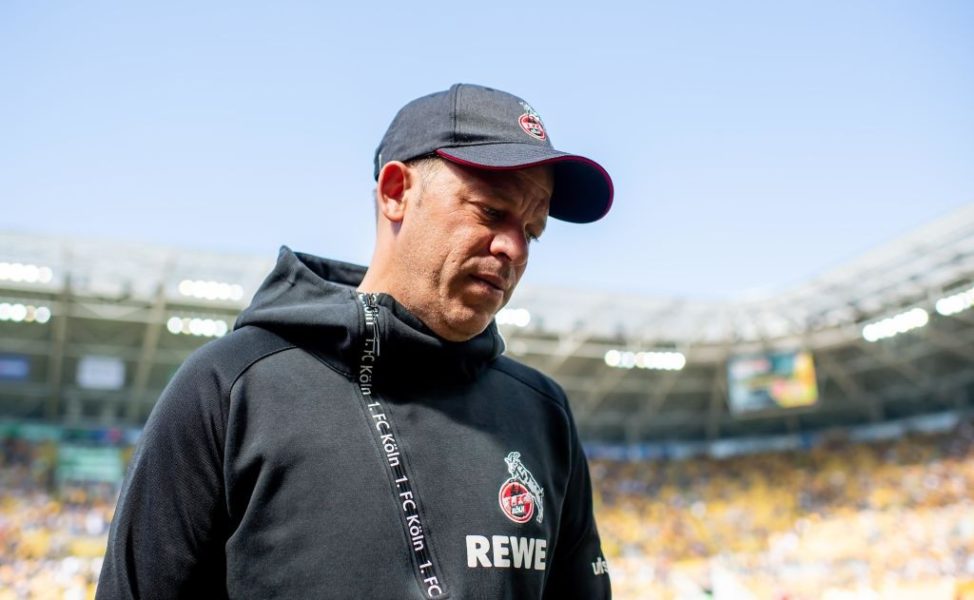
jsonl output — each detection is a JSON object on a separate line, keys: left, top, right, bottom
{"left": 498, "top": 451, "right": 544, "bottom": 525}
{"left": 517, "top": 101, "right": 547, "bottom": 141}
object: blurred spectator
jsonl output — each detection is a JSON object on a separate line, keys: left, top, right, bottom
{"left": 1, "top": 437, "right": 109, "bottom": 600}
{"left": 2, "top": 418, "right": 974, "bottom": 598}
{"left": 591, "top": 418, "right": 974, "bottom": 597}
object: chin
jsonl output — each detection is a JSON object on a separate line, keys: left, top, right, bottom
{"left": 440, "top": 311, "right": 494, "bottom": 342}
{"left": 449, "top": 320, "right": 492, "bottom": 341}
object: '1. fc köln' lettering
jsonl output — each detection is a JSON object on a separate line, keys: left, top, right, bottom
{"left": 357, "top": 295, "right": 443, "bottom": 598}
{"left": 466, "top": 535, "right": 547, "bottom": 571}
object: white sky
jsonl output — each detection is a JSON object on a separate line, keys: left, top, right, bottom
{"left": 2, "top": 1, "right": 972, "bottom": 299}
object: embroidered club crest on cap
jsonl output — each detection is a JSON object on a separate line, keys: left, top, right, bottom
{"left": 498, "top": 451, "right": 545, "bottom": 525}
{"left": 517, "top": 101, "right": 547, "bottom": 141}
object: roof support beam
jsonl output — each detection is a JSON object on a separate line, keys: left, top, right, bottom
{"left": 705, "top": 354, "right": 729, "bottom": 440}
{"left": 128, "top": 280, "right": 169, "bottom": 421}
{"left": 815, "top": 352, "right": 884, "bottom": 422}
{"left": 45, "top": 274, "right": 72, "bottom": 420}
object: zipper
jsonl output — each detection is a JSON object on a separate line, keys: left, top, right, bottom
{"left": 356, "top": 293, "right": 448, "bottom": 598}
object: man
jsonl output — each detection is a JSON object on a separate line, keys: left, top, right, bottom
{"left": 97, "top": 83, "right": 614, "bottom": 599}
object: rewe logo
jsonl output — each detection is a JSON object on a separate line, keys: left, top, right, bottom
{"left": 466, "top": 535, "right": 547, "bottom": 571}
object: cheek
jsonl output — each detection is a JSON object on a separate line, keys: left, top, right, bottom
{"left": 402, "top": 214, "right": 491, "bottom": 290}
{"left": 408, "top": 226, "right": 462, "bottom": 283}
{"left": 439, "top": 243, "right": 471, "bottom": 280}
{"left": 439, "top": 233, "right": 487, "bottom": 285}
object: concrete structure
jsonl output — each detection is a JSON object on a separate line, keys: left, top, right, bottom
{"left": 2, "top": 204, "right": 973, "bottom": 442}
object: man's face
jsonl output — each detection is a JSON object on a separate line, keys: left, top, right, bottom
{"left": 394, "top": 160, "right": 553, "bottom": 341}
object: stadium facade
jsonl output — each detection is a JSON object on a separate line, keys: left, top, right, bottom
{"left": 1, "top": 204, "right": 973, "bottom": 445}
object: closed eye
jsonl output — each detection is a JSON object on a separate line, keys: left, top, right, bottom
{"left": 478, "top": 202, "right": 543, "bottom": 243}
{"left": 481, "top": 205, "right": 504, "bottom": 221}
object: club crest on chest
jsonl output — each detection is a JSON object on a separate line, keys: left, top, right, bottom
{"left": 498, "top": 451, "right": 544, "bottom": 525}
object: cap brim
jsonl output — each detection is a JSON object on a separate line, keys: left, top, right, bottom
{"left": 436, "top": 144, "right": 614, "bottom": 224}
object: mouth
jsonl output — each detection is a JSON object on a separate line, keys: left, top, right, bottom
{"left": 471, "top": 273, "right": 507, "bottom": 294}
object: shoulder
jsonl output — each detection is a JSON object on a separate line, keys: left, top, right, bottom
{"left": 489, "top": 355, "right": 570, "bottom": 417}
{"left": 488, "top": 356, "right": 587, "bottom": 476}
{"left": 172, "top": 325, "right": 297, "bottom": 393}
{"left": 145, "top": 326, "right": 297, "bottom": 436}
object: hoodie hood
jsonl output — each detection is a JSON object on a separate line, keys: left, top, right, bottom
{"left": 235, "top": 247, "right": 505, "bottom": 384}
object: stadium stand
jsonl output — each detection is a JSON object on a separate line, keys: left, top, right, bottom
{"left": 0, "top": 434, "right": 111, "bottom": 599}
{"left": 2, "top": 207, "right": 974, "bottom": 440}
{"left": 1, "top": 204, "right": 974, "bottom": 597}
{"left": 591, "top": 417, "right": 974, "bottom": 597}
{"left": 2, "top": 419, "right": 974, "bottom": 598}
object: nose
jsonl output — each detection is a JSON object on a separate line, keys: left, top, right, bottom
{"left": 489, "top": 223, "right": 530, "bottom": 267}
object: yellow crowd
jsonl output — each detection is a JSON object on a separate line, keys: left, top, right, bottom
{"left": 2, "top": 420, "right": 974, "bottom": 598}
{"left": 590, "top": 420, "right": 974, "bottom": 598}
{"left": 0, "top": 460, "right": 108, "bottom": 599}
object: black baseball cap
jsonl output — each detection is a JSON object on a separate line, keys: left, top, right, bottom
{"left": 374, "top": 83, "right": 614, "bottom": 224}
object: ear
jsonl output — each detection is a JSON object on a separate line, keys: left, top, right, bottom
{"left": 375, "top": 161, "right": 415, "bottom": 223}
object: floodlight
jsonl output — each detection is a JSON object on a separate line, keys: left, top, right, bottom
{"left": 178, "top": 279, "right": 246, "bottom": 302}
{"left": 0, "top": 262, "right": 55, "bottom": 285}
{"left": 0, "top": 303, "right": 51, "bottom": 324}
{"left": 166, "top": 317, "right": 182, "bottom": 334}
{"left": 165, "top": 314, "right": 231, "bottom": 338}
{"left": 10, "top": 304, "right": 27, "bottom": 322}
{"left": 861, "top": 307, "right": 929, "bottom": 342}
{"left": 604, "top": 349, "right": 686, "bottom": 371}
{"left": 188, "top": 318, "right": 205, "bottom": 336}
{"left": 495, "top": 307, "right": 531, "bottom": 327}
{"left": 935, "top": 285, "right": 974, "bottom": 317}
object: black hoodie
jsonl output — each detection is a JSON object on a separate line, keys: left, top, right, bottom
{"left": 97, "top": 248, "right": 611, "bottom": 599}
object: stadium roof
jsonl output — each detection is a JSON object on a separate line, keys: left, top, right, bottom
{"left": 512, "top": 203, "right": 974, "bottom": 350}
{"left": 1, "top": 203, "right": 973, "bottom": 442}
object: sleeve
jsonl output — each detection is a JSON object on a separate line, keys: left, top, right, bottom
{"left": 543, "top": 403, "right": 612, "bottom": 600}
{"left": 96, "top": 350, "right": 231, "bottom": 600}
